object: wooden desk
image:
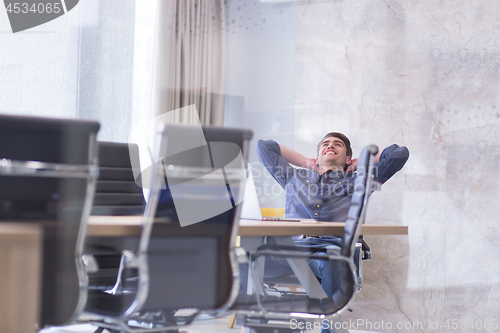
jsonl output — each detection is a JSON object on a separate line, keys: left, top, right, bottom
{"left": 87, "top": 216, "right": 144, "bottom": 237}
{"left": 86, "top": 216, "right": 408, "bottom": 237}
{"left": 0, "top": 223, "right": 42, "bottom": 333}
{"left": 238, "top": 219, "right": 408, "bottom": 236}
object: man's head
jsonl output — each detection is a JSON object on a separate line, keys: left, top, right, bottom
{"left": 316, "top": 132, "right": 352, "bottom": 171}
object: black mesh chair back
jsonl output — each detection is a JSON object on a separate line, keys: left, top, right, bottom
{"left": 331, "top": 144, "right": 378, "bottom": 310}
{"left": 341, "top": 145, "right": 378, "bottom": 257}
{"left": 91, "top": 141, "right": 145, "bottom": 216}
{"left": 0, "top": 114, "right": 99, "bottom": 327}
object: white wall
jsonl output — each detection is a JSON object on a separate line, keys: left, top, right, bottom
{"left": 224, "top": 0, "right": 298, "bottom": 208}
{"left": 226, "top": 0, "right": 500, "bottom": 330}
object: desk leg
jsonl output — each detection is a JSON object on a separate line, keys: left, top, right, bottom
{"left": 240, "top": 237, "right": 266, "bottom": 295}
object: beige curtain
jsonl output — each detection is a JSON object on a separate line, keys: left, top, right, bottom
{"left": 151, "top": 0, "right": 226, "bottom": 126}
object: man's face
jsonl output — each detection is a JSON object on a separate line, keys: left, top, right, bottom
{"left": 316, "top": 136, "right": 352, "bottom": 169}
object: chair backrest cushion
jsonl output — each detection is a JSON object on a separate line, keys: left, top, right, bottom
{"left": 91, "top": 141, "right": 145, "bottom": 216}
{"left": 341, "top": 145, "right": 378, "bottom": 258}
{"left": 330, "top": 145, "right": 378, "bottom": 311}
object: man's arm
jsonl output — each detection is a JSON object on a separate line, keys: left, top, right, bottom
{"left": 346, "top": 150, "right": 381, "bottom": 173}
{"left": 373, "top": 144, "right": 409, "bottom": 183}
{"left": 278, "top": 144, "right": 318, "bottom": 172}
{"left": 256, "top": 140, "right": 296, "bottom": 188}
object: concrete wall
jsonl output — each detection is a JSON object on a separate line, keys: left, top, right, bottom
{"left": 293, "top": 0, "right": 500, "bottom": 331}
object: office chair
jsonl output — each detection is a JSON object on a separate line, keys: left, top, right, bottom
{"left": 256, "top": 207, "right": 368, "bottom": 296}
{"left": 0, "top": 114, "right": 100, "bottom": 327}
{"left": 91, "top": 141, "right": 145, "bottom": 216}
{"left": 82, "top": 124, "right": 253, "bottom": 333}
{"left": 84, "top": 141, "right": 146, "bottom": 299}
{"left": 230, "top": 145, "right": 380, "bottom": 333}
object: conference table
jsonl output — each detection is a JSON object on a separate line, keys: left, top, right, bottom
{"left": 235, "top": 219, "right": 406, "bottom": 333}
{"left": 86, "top": 216, "right": 408, "bottom": 237}
{"left": 86, "top": 216, "right": 407, "bottom": 294}
{"left": 87, "top": 216, "right": 408, "bottom": 333}
{"left": 0, "top": 218, "right": 406, "bottom": 333}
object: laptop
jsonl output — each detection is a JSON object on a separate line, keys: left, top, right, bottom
{"left": 240, "top": 167, "right": 315, "bottom": 222}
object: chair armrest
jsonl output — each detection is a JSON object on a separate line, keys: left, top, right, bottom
{"left": 358, "top": 238, "right": 372, "bottom": 261}
{"left": 250, "top": 248, "right": 348, "bottom": 263}
{"left": 82, "top": 254, "right": 99, "bottom": 274}
{"left": 371, "top": 180, "right": 382, "bottom": 192}
{"left": 256, "top": 244, "right": 328, "bottom": 253}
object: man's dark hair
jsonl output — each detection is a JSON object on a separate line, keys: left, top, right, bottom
{"left": 317, "top": 132, "right": 352, "bottom": 157}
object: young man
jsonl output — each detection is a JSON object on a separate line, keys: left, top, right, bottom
{"left": 248, "top": 132, "right": 409, "bottom": 332}
{"left": 257, "top": 132, "right": 409, "bottom": 222}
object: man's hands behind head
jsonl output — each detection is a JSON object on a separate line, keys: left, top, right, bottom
{"left": 346, "top": 158, "right": 358, "bottom": 173}
{"left": 306, "top": 157, "right": 319, "bottom": 173}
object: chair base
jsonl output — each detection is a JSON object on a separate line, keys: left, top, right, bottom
{"left": 93, "top": 328, "right": 180, "bottom": 333}
{"left": 244, "top": 320, "right": 303, "bottom": 333}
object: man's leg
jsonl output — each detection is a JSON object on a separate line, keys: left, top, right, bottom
{"left": 293, "top": 237, "right": 353, "bottom": 333}
{"left": 294, "top": 237, "right": 360, "bottom": 297}
{"left": 239, "top": 259, "right": 295, "bottom": 294}
{"left": 239, "top": 237, "right": 355, "bottom": 333}
{"left": 307, "top": 256, "right": 346, "bottom": 298}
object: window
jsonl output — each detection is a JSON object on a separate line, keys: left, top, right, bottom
{"left": 0, "top": 0, "right": 157, "bottom": 143}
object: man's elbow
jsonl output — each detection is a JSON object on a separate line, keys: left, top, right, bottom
{"left": 390, "top": 145, "right": 409, "bottom": 171}
{"left": 397, "top": 146, "right": 410, "bottom": 162}
{"left": 256, "top": 139, "right": 268, "bottom": 157}
{"left": 256, "top": 139, "right": 266, "bottom": 151}
{"left": 256, "top": 139, "right": 280, "bottom": 155}
{"left": 376, "top": 146, "right": 409, "bottom": 183}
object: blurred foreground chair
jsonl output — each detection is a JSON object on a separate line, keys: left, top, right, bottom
{"left": 230, "top": 145, "right": 379, "bottom": 333}
{"left": 82, "top": 124, "right": 253, "bottom": 333}
{"left": 0, "top": 114, "right": 100, "bottom": 328}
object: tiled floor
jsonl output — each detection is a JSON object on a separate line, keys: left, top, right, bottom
{"left": 39, "top": 318, "right": 379, "bottom": 333}
{"left": 40, "top": 315, "right": 241, "bottom": 333}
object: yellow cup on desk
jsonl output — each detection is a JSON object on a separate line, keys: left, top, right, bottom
{"left": 236, "top": 208, "right": 285, "bottom": 247}
{"left": 261, "top": 207, "right": 285, "bottom": 217}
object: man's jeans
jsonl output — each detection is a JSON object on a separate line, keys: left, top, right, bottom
{"left": 239, "top": 237, "right": 357, "bottom": 294}
{"left": 239, "top": 237, "right": 359, "bottom": 333}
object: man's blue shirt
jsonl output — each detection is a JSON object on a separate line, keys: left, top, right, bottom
{"left": 256, "top": 140, "right": 409, "bottom": 223}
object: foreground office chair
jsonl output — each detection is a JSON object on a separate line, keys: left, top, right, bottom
{"left": 0, "top": 115, "right": 100, "bottom": 327}
{"left": 230, "top": 145, "right": 379, "bottom": 333}
{"left": 82, "top": 124, "right": 252, "bottom": 333}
